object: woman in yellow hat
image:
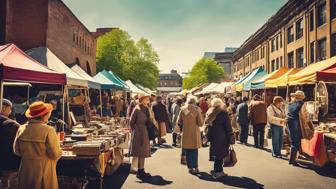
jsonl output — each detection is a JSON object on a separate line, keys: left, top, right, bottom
{"left": 14, "top": 101, "right": 62, "bottom": 189}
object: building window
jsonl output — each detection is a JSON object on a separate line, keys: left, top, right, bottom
{"left": 276, "top": 58, "right": 279, "bottom": 70}
{"left": 280, "top": 32, "right": 282, "bottom": 48}
{"left": 280, "top": 56, "right": 283, "bottom": 67}
{"left": 331, "top": 33, "right": 336, "bottom": 57}
{"left": 317, "top": 3, "right": 326, "bottom": 27}
{"left": 271, "top": 39, "right": 275, "bottom": 52}
{"left": 296, "top": 18, "right": 303, "bottom": 40}
{"left": 287, "top": 26, "right": 294, "bottom": 44}
{"left": 296, "top": 47, "right": 304, "bottom": 68}
{"left": 276, "top": 36, "right": 279, "bottom": 50}
{"left": 288, "top": 52, "right": 294, "bottom": 68}
{"left": 331, "top": 0, "right": 336, "bottom": 20}
{"left": 317, "top": 38, "right": 327, "bottom": 61}
{"left": 310, "top": 10, "right": 314, "bottom": 31}
{"left": 73, "top": 33, "right": 76, "bottom": 42}
{"left": 271, "top": 60, "right": 275, "bottom": 72}
{"left": 310, "top": 42, "right": 315, "bottom": 63}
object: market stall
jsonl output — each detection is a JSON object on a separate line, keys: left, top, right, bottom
{"left": 0, "top": 44, "right": 66, "bottom": 111}
{"left": 236, "top": 67, "right": 267, "bottom": 92}
{"left": 203, "top": 82, "right": 233, "bottom": 94}
{"left": 251, "top": 68, "right": 290, "bottom": 105}
{"left": 194, "top": 83, "right": 219, "bottom": 96}
{"left": 229, "top": 71, "right": 254, "bottom": 94}
{"left": 58, "top": 119, "right": 131, "bottom": 189}
{"left": 270, "top": 57, "right": 336, "bottom": 167}
{"left": 125, "top": 80, "right": 149, "bottom": 96}
{"left": 27, "top": 47, "right": 90, "bottom": 126}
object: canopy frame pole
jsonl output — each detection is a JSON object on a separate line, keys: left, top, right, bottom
{"left": 0, "top": 81, "right": 3, "bottom": 110}
{"left": 99, "top": 89, "right": 103, "bottom": 118}
{"left": 62, "top": 85, "right": 66, "bottom": 127}
{"left": 264, "top": 88, "right": 266, "bottom": 102}
{"left": 66, "top": 85, "right": 71, "bottom": 128}
{"left": 27, "top": 85, "right": 30, "bottom": 105}
{"left": 314, "top": 82, "right": 317, "bottom": 120}
{"left": 286, "top": 84, "right": 289, "bottom": 101}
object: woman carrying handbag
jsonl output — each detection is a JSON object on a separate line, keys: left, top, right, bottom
{"left": 204, "top": 98, "right": 235, "bottom": 179}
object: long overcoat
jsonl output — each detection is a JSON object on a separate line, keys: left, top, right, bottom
{"left": 14, "top": 120, "right": 62, "bottom": 189}
{"left": 129, "top": 105, "right": 151, "bottom": 158}
{"left": 177, "top": 104, "right": 203, "bottom": 149}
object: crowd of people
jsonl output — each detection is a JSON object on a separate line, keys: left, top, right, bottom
{"left": 0, "top": 89, "right": 315, "bottom": 188}
{"left": 127, "top": 90, "right": 315, "bottom": 180}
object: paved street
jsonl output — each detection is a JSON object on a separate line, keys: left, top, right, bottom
{"left": 103, "top": 135, "right": 336, "bottom": 189}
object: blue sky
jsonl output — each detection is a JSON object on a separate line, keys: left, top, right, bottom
{"left": 64, "top": 0, "right": 287, "bottom": 73}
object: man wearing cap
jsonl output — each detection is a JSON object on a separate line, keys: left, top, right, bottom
{"left": 249, "top": 94, "right": 268, "bottom": 149}
{"left": 14, "top": 101, "right": 62, "bottom": 189}
{"left": 287, "top": 90, "right": 308, "bottom": 166}
{"left": 0, "top": 99, "right": 21, "bottom": 188}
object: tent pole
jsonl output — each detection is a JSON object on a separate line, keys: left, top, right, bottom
{"left": 286, "top": 85, "right": 289, "bottom": 101}
{"left": 27, "top": 85, "right": 30, "bottom": 105}
{"left": 62, "top": 85, "right": 65, "bottom": 123}
{"left": 99, "top": 89, "right": 103, "bottom": 118}
{"left": 0, "top": 81, "right": 3, "bottom": 110}
{"left": 314, "top": 82, "right": 317, "bottom": 120}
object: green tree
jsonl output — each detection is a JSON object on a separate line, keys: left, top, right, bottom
{"left": 96, "top": 29, "right": 159, "bottom": 89}
{"left": 96, "top": 29, "right": 138, "bottom": 78}
{"left": 183, "top": 58, "right": 225, "bottom": 89}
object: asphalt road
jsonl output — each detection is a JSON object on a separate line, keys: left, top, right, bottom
{"left": 102, "top": 135, "right": 336, "bottom": 189}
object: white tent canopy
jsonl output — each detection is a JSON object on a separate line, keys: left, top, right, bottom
{"left": 207, "top": 82, "right": 233, "bottom": 94}
{"left": 71, "top": 64, "right": 101, "bottom": 89}
{"left": 27, "top": 47, "right": 88, "bottom": 87}
{"left": 195, "top": 83, "right": 219, "bottom": 95}
{"left": 125, "top": 80, "right": 149, "bottom": 94}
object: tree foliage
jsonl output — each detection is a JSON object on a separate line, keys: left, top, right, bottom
{"left": 96, "top": 29, "right": 159, "bottom": 89}
{"left": 183, "top": 58, "right": 225, "bottom": 89}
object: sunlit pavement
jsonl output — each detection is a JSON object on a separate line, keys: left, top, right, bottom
{"left": 103, "top": 134, "right": 336, "bottom": 189}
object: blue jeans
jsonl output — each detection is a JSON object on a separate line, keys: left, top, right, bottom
{"left": 185, "top": 149, "right": 198, "bottom": 169}
{"left": 271, "top": 124, "right": 283, "bottom": 156}
{"left": 287, "top": 119, "right": 302, "bottom": 150}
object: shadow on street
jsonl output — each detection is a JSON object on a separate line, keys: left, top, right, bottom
{"left": 197, "top": 172, "right": 264, "bottom": 189}
{"left": 102, "top": 164, "right": 131, "bottom": 189}
{"left": 137, "top": 175, "right": 173, "bottom": 186}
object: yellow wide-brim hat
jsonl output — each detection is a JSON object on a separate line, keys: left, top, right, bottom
{"left": 25, "top": 101, "right": 53, "bottom": 119}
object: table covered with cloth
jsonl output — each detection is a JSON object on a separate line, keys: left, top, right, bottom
{"left": 301, "top": 131, "right": 328, "bottom": 166}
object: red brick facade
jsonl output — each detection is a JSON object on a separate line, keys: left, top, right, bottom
{"left": 2, "top": 0, "right": 96, "bottom": 75}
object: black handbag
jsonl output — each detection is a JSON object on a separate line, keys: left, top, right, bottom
{"left": 142, "top": 108, "right": 158, "bottom": 140}
{"left": 146, "top": 120, "right": 158, "bottom": 140}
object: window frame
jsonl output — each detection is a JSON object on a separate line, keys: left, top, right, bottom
{"left": 317, "top": 2, "right": 326, "bottom": 27}
{"left": 296, "top": 18, "right": 304, "bottom": 40}
{"left": 288, "top": 51, "right": 294, "bottom": 68}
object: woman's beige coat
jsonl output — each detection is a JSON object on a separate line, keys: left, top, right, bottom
{"left": 14, "top": 120, "right": 62, "bottom": 189}
{"left": 177, "top": 104, "right": 204, "bottom": 149}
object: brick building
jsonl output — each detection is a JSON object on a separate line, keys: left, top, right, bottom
{"left": 232, "top": 0, "right": 336, "bottom": 79}
{"left": 1, "top": 0, "right": 96, "bottom": 75}
{"left": 92, "top": 27, "right": 118, "bottom": 38}
{"left": 157, "top": 70, "right": 183, "bottom": 95}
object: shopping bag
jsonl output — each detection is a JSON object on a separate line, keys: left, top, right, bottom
{"left": 264, "top": 138, "right": 268, "bottom": 147}
{"left": 266, "top": 126, "right": 272, "bottom": 139}
{"left": 224, "top": 146, "right": 237, "bottom": 167}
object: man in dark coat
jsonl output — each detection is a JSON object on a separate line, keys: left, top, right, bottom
{"left": 0, "top": 99, "right": 21, "bottom": 188}
{"left": 152, "top": 96, "right": 169, "bottom": 144}
{"left": 249, "top": 95, "right": 268, "bottom": 149}
{"left": 236, "top": 97, "right": 249, "bottom": 144}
